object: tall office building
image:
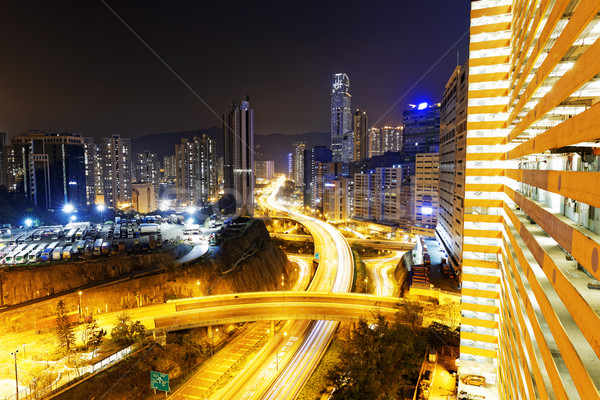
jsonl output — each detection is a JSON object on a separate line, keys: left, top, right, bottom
{"left": 292, "top": 141, "right": 306, "bottom": 188}
{"left": 402, "top": 103, "right": 440, "bottom": 175}
{"left": 306, "top": 146, "right": 333, "bottom": 209}
{"left": 11, "top": 131, "right": 87, "bottom": 211}
{"left": 223, "top": 97, "right": 254, "bottom": 216}
{"left": 331, "top": 73, "right": 352, "bottom": 162}
{"left": 101, "top": 134, "right": 132, "bottom": 208}
{"left": 353, "top": 109, "right": 369, "bottom": 161}
{"left": 437, "top": 62, "right": 468, "bottom": 275}
{"left": 460, "top": 2, "right": 600, "bottom": 399}
{"left": 323, "top": 178, "right": 352, "bottom": 222}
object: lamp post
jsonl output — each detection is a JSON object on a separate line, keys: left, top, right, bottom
{"left": 196, "top": 280, "right": 200, "bottom": 297}
{"left": 10, "top": 350, "right": 18, "bottom": 400}
{"left": 364, "top": 277, "right": 368, "bottom": 300}
{"left": 78, "top": 291, "right": 82, "bottom": 319}
{"left": 210, "top": 327, "right": 218, "bottom": 357}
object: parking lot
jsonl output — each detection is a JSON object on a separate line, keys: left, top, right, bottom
{"left": 0, "top": 216, "right": 221, "bottom": 266}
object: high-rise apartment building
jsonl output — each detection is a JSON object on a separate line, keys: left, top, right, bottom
{"left": 353, "top": 109, "right": 369, "bottom": 161}
{"left": 460, "top": 2, "right": 600, "bottom": 399}
{"left": 134, "top": 151, "right": 160, "bottom": 185}
{"left": 83, "top": 137, "right": 97, "bottom": 205}
{"left": 368, "top": 127, "right": 381, "bottom": 158}
{"left": 403, "top": 103, "right": 440, "bottom": 175}
{"left": 380, "top": 126, "right": 403, "bottom": 153}
{"left": 331, "top": 73, "right": 352, "bottom": 162}
{"left": 287, "top": 153, "right": 293, "bottom": 179}
{"left": 353, "top": 167, "right": 405, "bottom": 224}
{"left": 163, "top": 155, "right": 176, "bottom": 179}
{"left": 0, "top": 132, "right": 10, "bottom": 189}
{"left": 292, "top": 141, "right": 306, "bottom": 188}
{"left": 223, "top": 97, "right": 254, "bottom": 216}
{"left": 413, "top": 153, "right": 439, "bottom": 233}
{"left": 175, "top": 135, "right": 218, "bottom": 207}
{"left": 437, "top": 62, "right": 468, "bottom": 275}
{"left": 101, "top": 134, "right": 132, "bottom": 208}
{"left": 255, "top": 160, "right": 275, "bottom": 181}
{"left": 323, "top": 178, "right": 351, "bottom": 222}
{"left": 12, "top": 131, "right": 87, "bottom": 211}
{"left": 367, "top": 126, "right": 403, "bottom": 158}
{"left": 306, "top": 146, "right": 332, "bottom": 209}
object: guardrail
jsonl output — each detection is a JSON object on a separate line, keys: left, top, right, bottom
{"left": 2, "top": 345, "right": 136, "bottom": 400}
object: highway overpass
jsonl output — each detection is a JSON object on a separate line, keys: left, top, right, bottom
{"left": 149, "top": 292, "right": 407, "bottom": 333}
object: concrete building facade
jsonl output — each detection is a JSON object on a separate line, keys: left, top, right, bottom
{"left": 460, "top": 2, "right": 600, "bottom": 399}
{"left": 437, "top": 62, "right": 468, "bottom": 275}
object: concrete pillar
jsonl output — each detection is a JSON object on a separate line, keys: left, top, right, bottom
{"left": 207, "top": 325, "right": 213, "bottom": 340}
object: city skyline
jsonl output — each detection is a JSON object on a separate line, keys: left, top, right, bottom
{"left": 0, "top": 1, "right": 470, "bottom": 139}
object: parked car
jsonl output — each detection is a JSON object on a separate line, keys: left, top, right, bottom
{"left": 588, "top": 280, "right": 600, "bottom": 290}
{"left": 462, "top": 375, "right": 486, "bottom": 387}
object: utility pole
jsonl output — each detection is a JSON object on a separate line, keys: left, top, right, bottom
{"left": 10, "top": 350, "right": 18, "bottom": 400}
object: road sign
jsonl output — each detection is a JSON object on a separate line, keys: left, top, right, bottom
{"left": 150, "top": 371, "right": 169, "bottom": 392}
{"left": 315, "top": 253, "right": 319, "bottom": 260}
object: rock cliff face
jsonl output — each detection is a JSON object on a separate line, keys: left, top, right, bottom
{"left": 208, "top": 218, "right": 292, "bottom": 294}
{"left": 0, "top": 218, "right": 292, "bottom": 333}
{"left": 0, "top": 252, "right": 174, "bottom": 307}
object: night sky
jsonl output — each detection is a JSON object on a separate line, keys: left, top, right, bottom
{"left": 0, "top": 1, "right": 470, "bottom": 139}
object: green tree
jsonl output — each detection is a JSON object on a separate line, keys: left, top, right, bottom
{"left": 329, "top": 312, "right": 428, "bottom": 400}
{"left": 82, "top": 315, "right": 106, "bottom": 354}
{"left": 55, "top": 300, "right": 75, "bottom": 352}
{"left": 111, "top": 312, "right": 147, "bottom": 344}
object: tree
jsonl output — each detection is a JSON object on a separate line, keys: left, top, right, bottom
{"left": 111, "top": 312, "right": 147, "bottom": 344}
{"left": 55, "top": 300, "right": 75, "bottom": 352}
{"left": 329, "top": 312, "right": 428, "bottom": 399}
{"left": 82, "top": 315, "right": 106, "bottom": 355}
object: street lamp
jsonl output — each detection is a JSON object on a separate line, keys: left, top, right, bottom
{"left": 78, "top": 291, "right": 82, "bottom": 319}
{"left": 364, "top": 277, "right": 368, "bottom": 299}
{"left": 196, "top": 280, "right": 200, "bottom": 297}
{"left": 10, "top": 350, "right": 18, "bottom": 400}
{"left": 24, "top": 219, "right": 33, "bottom": 228}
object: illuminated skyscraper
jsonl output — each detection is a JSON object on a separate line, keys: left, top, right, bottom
{"left": 292, "top": 141, "right": 306, "bottom": 187}
{"left": 460, "top": 2, "right": 600, "bottom": 399}
{"left": 331, "top": 73, "right": 352, "bottom": 162}
{"left": 402, "top": 103, "right": 440, "bottom": 175}
{"left": 12, "top": 131, "right": 87, "bottom": 211}
{"left": 223, "top": 97, "right": 254, "bottom": 216}
{"left": 353, "top": 109, "right": 368, "bottom": 161}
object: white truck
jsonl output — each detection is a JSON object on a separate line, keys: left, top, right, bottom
{"left": 139, "top": 223, "right": 159, "bottom": 234}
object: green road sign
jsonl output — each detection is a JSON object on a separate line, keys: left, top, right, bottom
{"left": 315, "top": 253, "right": 319, "bottom": 260}
{"left": 150, "top": 371, "right": 169, "bottom": 392}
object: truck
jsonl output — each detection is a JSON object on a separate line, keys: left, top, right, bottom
{"left": 41, "top": 242, "right": 59, "bottom": 262}
{"left": 63, "top": 246, "right": 74, "bottom": 259}
{"left": 149, "top": 235, "right": 156, "bottom": 249}
{"left": 93, "top": 239, "right": 103, "bottom": 256}
{"left": 139, "top": 223, "right": 159, "bottom": 234}
{"left": 52, "top": 247, "right": 64, "bottom": 261}
{"left": 101, "top": 241, "right": 111, "bottom": 255}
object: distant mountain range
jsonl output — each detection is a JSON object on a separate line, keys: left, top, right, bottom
{"left": 131, "top": 128, "right": 329, "bottom": 172}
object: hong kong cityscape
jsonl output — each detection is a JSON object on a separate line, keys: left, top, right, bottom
{"left": 1, "top": 1, "right": 600, "bottom": 399}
